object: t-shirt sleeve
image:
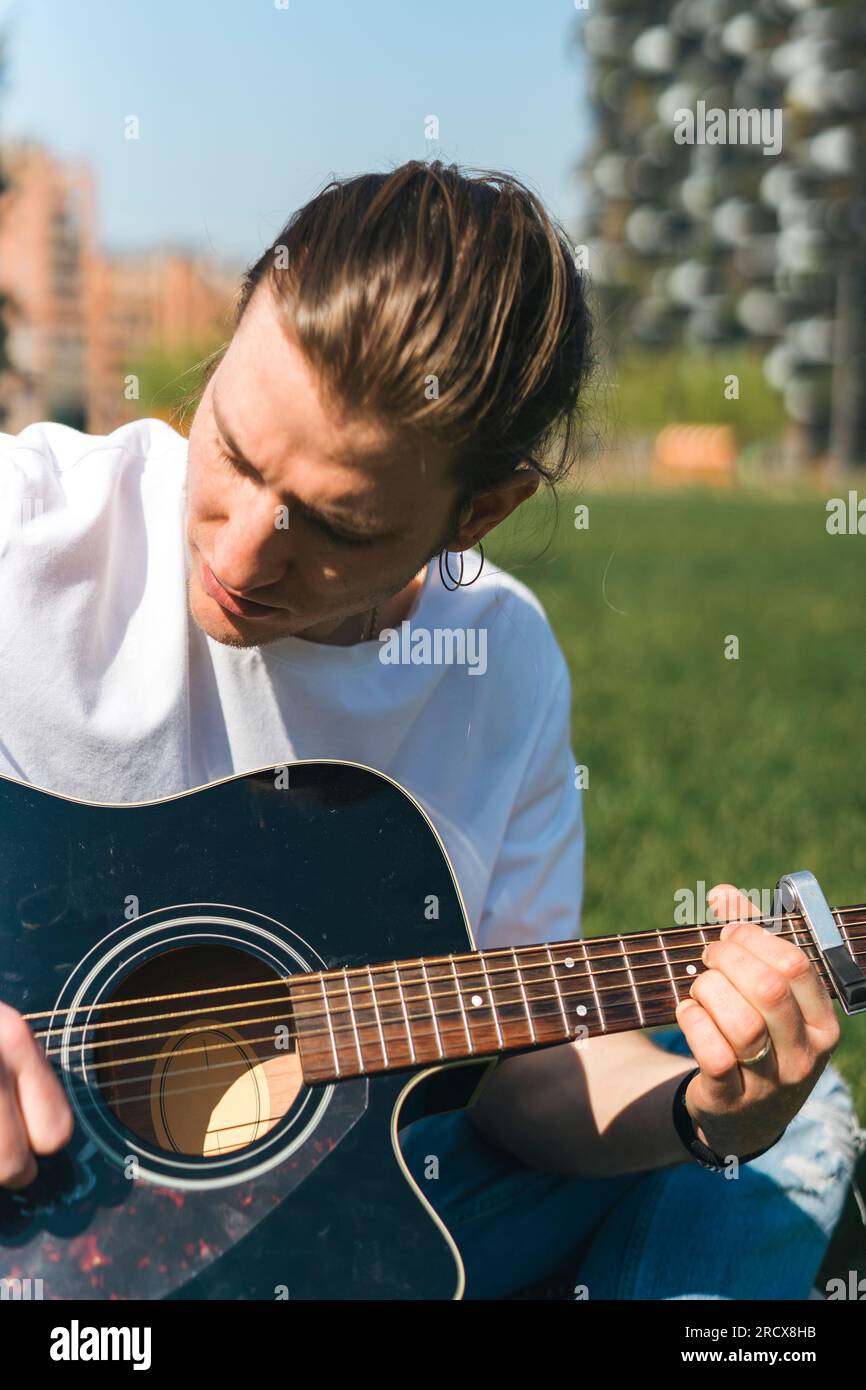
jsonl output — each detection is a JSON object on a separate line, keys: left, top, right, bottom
{"left": 474, "top": 657, "right": 584, "bottom": 949}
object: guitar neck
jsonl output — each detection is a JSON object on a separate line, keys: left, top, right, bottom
{"left": 291, "top": 903, "right": 866, "bottom": 1084}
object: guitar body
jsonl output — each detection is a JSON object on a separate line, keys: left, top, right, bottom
{"left": 0, "top": 761, "right": 484, "bottom": 1299}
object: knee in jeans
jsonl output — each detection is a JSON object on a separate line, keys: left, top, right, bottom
{"left": 772, "top": 1064, "right": 865, "bottom": 1221}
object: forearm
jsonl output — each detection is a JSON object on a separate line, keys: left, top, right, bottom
{"left": 467, "top": 1030, "right": 700, "bottom": 1178}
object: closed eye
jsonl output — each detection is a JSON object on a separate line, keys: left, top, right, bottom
{"left": 217, "top": 444, "right": 380, "bottom": 547}
{"left": 304, "top": 512, "right": 380, "bottom": 548}
{"left": 219, "top": 444, "right": 258, "bottom": 483}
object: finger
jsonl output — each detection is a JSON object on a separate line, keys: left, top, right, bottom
{"left": 714, "top": 921, "right": 839, "bottom": 1040}
{"left": 699, "top": 934, "right": 809, "bottom": 1075}
{"left": 16, "top": 1051, "right": 75, "bottom": 1156}
{"left": 707, "top": 884, "right": 762, "bottom": 928}
{"left": 674, "top": 996, "right": 744, "bottom": 1106}
{"left": 0, "top": 1003, "right": 74, "bottom": 1157}
{"left": 0, "top": 1057, "right": 37, "bottom": 1189}
{"left": 689, "top": 967, "right": 774, "bottom": 1072}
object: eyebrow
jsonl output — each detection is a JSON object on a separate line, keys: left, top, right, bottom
{"left": 211, "top": 393, "right": 399, "bottom": 541}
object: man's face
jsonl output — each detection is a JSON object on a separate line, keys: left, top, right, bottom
{"left": 186, "top": 282, "right": 462, "bottom": 648}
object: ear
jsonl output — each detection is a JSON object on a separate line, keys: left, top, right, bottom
{"left": 450, "top": 471, "right": 540, "bottom": 550}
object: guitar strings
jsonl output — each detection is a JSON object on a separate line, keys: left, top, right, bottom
{"left": 15, "top": 904, "right": 862, "bottom": 1145}
{"left": 34, "top": 941, "right": 863, "bottom": 1063}
{"left": 31, "top": 935, "right": 866, "bottom": 1073}
{"left": 41, "top": 935, "right": 864, "bottom": 1132}
{"left": 28, "top": 919, "right": 866, "bottom": 1047}
{"left": 50, "top": 932, "right": 860, "bottom": 1128}
{"left": 22, "top": 911, "right": 866, "bottom": 1034}
{"left": 56, "top": 960, "right": 829, "bottom": 1129}
{"left": 19, "top": 903, "right": 864, "bottom": 1025}
{"left": 58, "top": 1047, "right": 300, "bottom": 1126}
{"left": 40, "top": 936, "right": 862, "bottom": 1081}
{"left": 54, "top": 986, "right": 707, "bottom": 1126}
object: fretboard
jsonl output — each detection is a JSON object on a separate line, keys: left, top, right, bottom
{"left": 291, "top": 904, "right": 866, "bottom": 1084}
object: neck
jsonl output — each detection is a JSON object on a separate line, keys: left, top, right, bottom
{"left": 294, "top": 565, "right": 427, "bottom": 647}
{"left": 290, "top": 904, "right": 866, "bottom": 1083}
{"left": 296, "top": 606, "right": 377, "bottom": 646}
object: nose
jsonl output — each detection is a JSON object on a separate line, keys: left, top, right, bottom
{"left": 210, "top": 492, "right": 293, "bottom": 594}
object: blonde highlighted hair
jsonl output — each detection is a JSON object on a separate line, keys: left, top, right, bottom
{"left": 186, "top": 159, "right": 594, "bottom": 517}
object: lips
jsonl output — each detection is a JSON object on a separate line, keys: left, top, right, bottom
{"left": 200, "top": 558, "right": 284, "bottom": 619}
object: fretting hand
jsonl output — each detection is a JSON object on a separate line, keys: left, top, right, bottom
{"left": 673, "top": 883, "right": 841, "bottom": 1161}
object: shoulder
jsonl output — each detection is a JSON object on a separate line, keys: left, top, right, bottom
{"left": 1, "top": 415, "right": 186, "bottom": 479}
{"left": 0, "top": 417, "right": 187, "bottom": 537}
{"left": 427, "top": 549, "right": 570, "bottom": 695}
{"left": 0, "top": 417, "right": 189, "bottom": 558}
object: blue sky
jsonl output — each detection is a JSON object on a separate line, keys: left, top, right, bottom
{"left": 0, "top": 0, "right": 592, "bottom": 266}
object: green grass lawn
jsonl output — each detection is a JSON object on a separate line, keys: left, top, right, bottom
{"left": 487, "top": 486, "right": 866, "bottom": 1285}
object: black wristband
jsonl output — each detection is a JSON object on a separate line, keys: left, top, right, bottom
{"left": 672, "top": 1067, "right": 788, "bottom": 1172}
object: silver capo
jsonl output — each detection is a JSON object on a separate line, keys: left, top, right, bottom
{"left": 773, "top": 870, "right": 866, "bottom": 1016}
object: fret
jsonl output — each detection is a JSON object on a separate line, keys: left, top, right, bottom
{"left": 477, "top": 953, "right": 504, "bottom": 1050}
{"left": 366, "top": 966, "right": 388, "bottom": 1069}
{"left": 507, "top": 945, "right": 564, "bottom": 1047}
{"left": 581, "top": 940, "right": 607, "bottom": 1031}
{"left": 448, "top": 955, "right": 474, "bottom": 1052}
{"left": 292, "top": 971, "right": 348, "bottom": 1084}
{"left": 837, "top": 912, "right": 853, "bottom": 959}
{"left": 512, "top": 948, "right": 536, "bottom": 1044}
{"left": 663, "top": 927, "right": 704, "bottom": 998}
{"left": 320, "top": 974, "right": 341, "bottom": 1077}
{"left": 696, "top": 925, "right": 711, "bottom": 1000}
{"left": 786, "top": 910, "right": 807, "bottom": 954}
{"left": 658, "top": 931, "right": 680, "bottom": 1004}
{"left": 620, "top": 937, "right": 644, "bottom": 1027}
{"left": 835, "top": 913, "right": 859, "bottom": 1006}
{"left": 455, "top": 954, "right": 506, "bottom": 1052}
{"left": 544, "top": 942, "right": 570, "bottom": 1036}
{"left": 391, "top": 958, "right": 439, "bottom": 1064}
{"left": 343, "top": 969, "right": 364, "bottom": 1070}
{"left": 419, "top": 957, "right": 444, "bottom": 1058}
{"left": 392, "top": 964, "right": 416, "bottom": 1065}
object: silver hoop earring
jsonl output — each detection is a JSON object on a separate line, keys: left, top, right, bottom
{"left": 438, "top": 543, "right": 485, "bottom": 591}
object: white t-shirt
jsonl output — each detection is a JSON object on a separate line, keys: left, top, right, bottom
{"left": 0, "top": 416, "right": 584, "bottom": 949}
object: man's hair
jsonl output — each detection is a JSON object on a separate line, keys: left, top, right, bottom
{"left": 197, "top": 160, "right": 594, "bottom": 524}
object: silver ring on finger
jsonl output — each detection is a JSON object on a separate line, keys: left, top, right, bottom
{"left": 738, "top": 1037, "right": 772, "bottom": 1068}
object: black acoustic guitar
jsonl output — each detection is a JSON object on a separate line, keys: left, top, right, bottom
{"left": 1, "top": 761, "right": 864, "bottom": 1300}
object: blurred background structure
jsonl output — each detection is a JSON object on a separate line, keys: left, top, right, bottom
{"left": 574, "top": 0, "right": 866, "bottom": 478}
{"left": 1, "top": 2, "right": 865, "bottom": 481}
{"left": 0, "top": 135, "right": 240, "bottom": 434}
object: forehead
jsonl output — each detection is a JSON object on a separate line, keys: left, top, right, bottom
{"left": 216, "top": 284, "right": 454, "bottom": 508}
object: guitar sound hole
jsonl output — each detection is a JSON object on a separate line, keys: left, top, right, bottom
{"left": 96, "top": 944, "right": 304, "bottom": 1158}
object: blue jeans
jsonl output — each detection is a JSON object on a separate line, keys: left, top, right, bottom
{"left": 397, "top": 1029, "right": 866, "bottom": 1300}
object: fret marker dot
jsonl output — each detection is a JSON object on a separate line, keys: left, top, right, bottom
{"left": 471, "top": 994, "right": 484, "bottom": 1007}
{"left": 564, "top": 957, "right": 575, "bottom": 969}
{"left": 686, "top": 964, "right": 697, "bottom": 976}
{"left": 575, "top": 1004, "right": 587, "bottom": 1017}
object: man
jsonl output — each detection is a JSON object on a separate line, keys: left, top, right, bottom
{"left": 0, "top": 160, "right": 862, "bottom": 1299}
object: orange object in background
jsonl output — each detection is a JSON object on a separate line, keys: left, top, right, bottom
{"left": 653, "top": 424, "right": 737, "bottom": 484}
